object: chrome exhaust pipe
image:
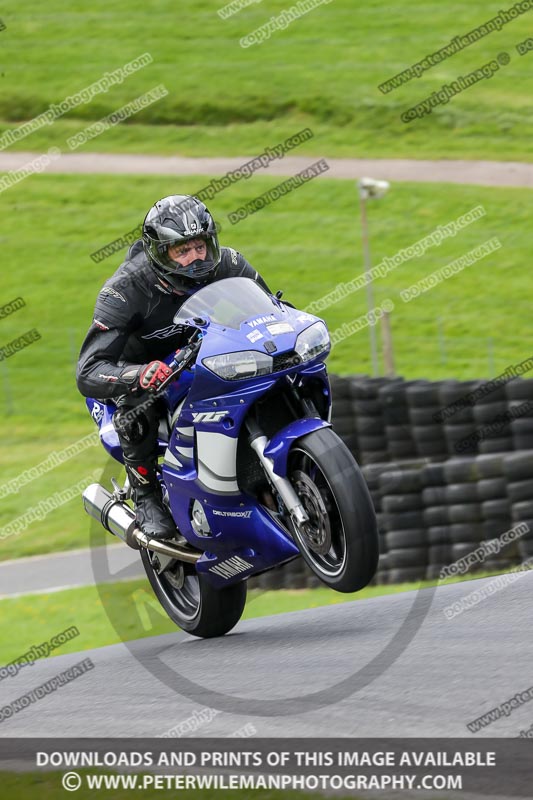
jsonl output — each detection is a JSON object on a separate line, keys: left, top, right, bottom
{"left": 82, "top": 483, "right": 201, "bottom": 563}
{"left": 132, "top": 530, "right": 200, "bottom": 563}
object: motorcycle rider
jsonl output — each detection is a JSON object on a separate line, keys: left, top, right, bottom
{"left": 77, "top": 194, "right": 270, "bottom": 540}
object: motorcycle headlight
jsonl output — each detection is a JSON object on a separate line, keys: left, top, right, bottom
{"left": 202, "top": 350, "right": 273, "bottom": 380}
{"left": 295, "top": 321, "right": 330, "bottom": 362}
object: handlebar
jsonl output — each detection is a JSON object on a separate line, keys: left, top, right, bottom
{"left": 156, "top": 335, "right": 203, "bottom": 394}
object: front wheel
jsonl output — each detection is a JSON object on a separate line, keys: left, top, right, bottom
{"left": 140, "top": 551, "right": 247, "bottom": 638}
{"left": 287, "top": 428, "right": 378, "bottom": 593}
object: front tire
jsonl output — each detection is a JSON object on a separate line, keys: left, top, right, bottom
{"left": 141, "top": 551, "right": 247, "bottom": 638}
{"left": 287, "top": 428, "right": 378, "bottom": 592}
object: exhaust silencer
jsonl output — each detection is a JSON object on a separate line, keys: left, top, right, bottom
{"left": 82, "top": 483, "right": 201, "bottom": 563}
{"left": 83, "top": 483, "right": 137, "bottom": 545}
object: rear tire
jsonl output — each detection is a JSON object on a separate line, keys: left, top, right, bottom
{"left": 287, "top": 428, "right": 378, "bottom": 593}
{"left": 141, "top": 550, "right": 247, "bottom": 638}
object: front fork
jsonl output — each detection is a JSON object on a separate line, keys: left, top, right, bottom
{"left": 245, "top": 419, "right": 309, "bottom": 529}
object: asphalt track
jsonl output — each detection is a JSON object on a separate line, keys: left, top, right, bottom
{"left": 1, "top": 151, "right": 532, "bottom": 187}
{"left": 1, "top": 570, "right": 531, "bottom": 738}
{"left": 0, "top": 544, "right": 143, "bottom": 598}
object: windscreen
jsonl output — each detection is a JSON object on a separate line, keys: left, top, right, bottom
{"left": 174, "top": 277, "right": 277, "bottom": 329}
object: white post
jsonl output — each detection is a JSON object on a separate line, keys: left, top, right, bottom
{"left": 357, "top": 177, "right": 390, "bottom": 378}
{"left": 360, "top": 193, "right": 379, "bottom": 376}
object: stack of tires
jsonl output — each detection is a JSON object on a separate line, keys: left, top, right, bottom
{"left": 350, "top": 378, "right": 390, "bottom": 464}
{"left": 442, "top": 457, "right": 485, "bottom": 563}
{"left": 378, "top": 467, "right": 427, "bottom": 584}
{"left": 423, "top": 458, "right": 486, "bottom": 581}
{"left": 362, "top": 463, "right": 388, "bottom": 584}
{"left": 472, "top": 382, "right": 513, "bottom": 454}
{"left": 361, "top": 461, "right": 385, "bottom": 518}
{"left": 255, "top": 563, "right": 287, "bottom": 590}
{"left": 378, "top": 381, "right": 418, "bottom": 461}
{"left": 407, "top": 381, "right": 447, "bottom": 459}
{"left": 282, "top": 558, "right": 312, "bottom": 590}
{"left": 253, "top": 556, "right": 317, "bottom": 591}
{"left": 477, "top": 454, "right": 518, "bottom": 571}
{"left": 362, "top": 459, "right": 423, "bottom": 585}
{"left": 506, "top": 379, "right": 533, "bottom": 451}
{"left": 330, "top": 374, "right": 359, "bottom": 459}
{"left": 504, "top": 451, "right": 533, "bottom": 564}
{"left": 439, "top": 380, "right": 480, "bottom": 457}
{"left": 444, "top": 456, "right": 516, "bottom": 575}
{"left": 328, "top": 375, "right": 533, "bottom": 467}
{"left": 421, "top": 461, "right": 448, "bottom": 579}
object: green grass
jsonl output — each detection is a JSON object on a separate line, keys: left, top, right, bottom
{"left": 0, "top": 173, "right": 532, "bottom": 562}
{"left": 0, "top": 774, "right": 361, "bottom": 800}
{"left": 0, "top": 571, "right": 502, "bottom": 666}
{"left": 0, "top": 0, "right": 532, "bottom": 160}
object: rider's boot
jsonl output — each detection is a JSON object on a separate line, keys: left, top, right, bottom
{"left": 125, "top": 458, "right": 177, "bottom": 540}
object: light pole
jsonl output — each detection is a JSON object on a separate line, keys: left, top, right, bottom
{"left": 358, "top": 177, "right": 390, "bottom": 376}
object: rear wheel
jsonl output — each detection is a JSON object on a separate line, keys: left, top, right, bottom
{"left": 140, "top": 551, "right": 247, "bottom": 638}
{"left": 286, "top": 428, "right": 378, "bottom": 592}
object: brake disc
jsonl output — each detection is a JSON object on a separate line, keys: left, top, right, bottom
{"left": 291, "top": 469, "right": 332, "bottom": 555}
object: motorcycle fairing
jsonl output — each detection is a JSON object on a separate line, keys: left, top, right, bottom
{"left": 86, "top": 278, "right": 331, "bottom": 588}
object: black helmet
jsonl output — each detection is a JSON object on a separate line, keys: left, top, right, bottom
{"left": 142, "top": 195, "right": 221, "bottom": 291}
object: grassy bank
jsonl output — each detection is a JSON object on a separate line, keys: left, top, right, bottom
{"left": 0, "top": 773, "right": 359, "bottom": 800}
{"left": 0, "top": 1, "right": 531, "bottom": 161}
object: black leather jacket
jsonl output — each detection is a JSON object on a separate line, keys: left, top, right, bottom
{"left": 76, "top": 240, "right": 270, "bottom": 399}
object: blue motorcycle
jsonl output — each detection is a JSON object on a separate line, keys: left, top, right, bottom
{"left": 83, "top": 278, "right": 378, "bottom": 638}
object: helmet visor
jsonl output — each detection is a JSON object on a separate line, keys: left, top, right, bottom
{"left": 149, "top": 234, "right": 221, "bottom": 280}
